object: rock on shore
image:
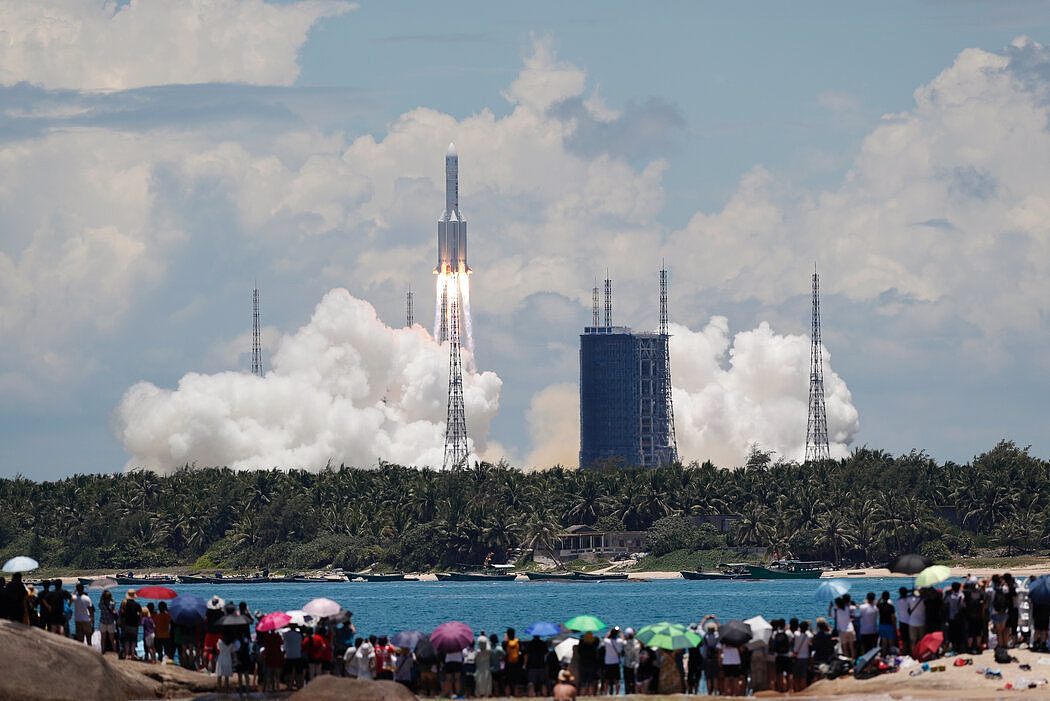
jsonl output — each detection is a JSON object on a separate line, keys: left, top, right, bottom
{"left": 0, "top": 619, "right": 216, "bottom": 700}
{"left": 289, "top": 676, "right": 417, "bottom": 700}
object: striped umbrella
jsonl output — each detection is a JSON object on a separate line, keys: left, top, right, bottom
{"left": 635, "top": 622, "right": 701, "bottom": 650}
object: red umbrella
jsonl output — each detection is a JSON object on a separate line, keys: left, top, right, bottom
{"left": 135, "top": 585, "right": 177, "bottom": 600}
{"left": 913, "top": 631, "right": 944, "bottom": 661}
{"left": 430, "top": 621, "right": 474, "bottom": 653}
{"left": 257, "top": 611, "right": 292, "bottom": 632}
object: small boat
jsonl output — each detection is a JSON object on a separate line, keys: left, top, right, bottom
{"left": 115, "top": 575, "right": 180, "bottom": 585}
{"left": 436, "top": 572, "right": 518, "bottom": 582}
{"left": 747, "top": 560, "right": 825, "bottom": 580}
{"left": 177, "top": 574, "right": 271, "bottom": 584}
{"left": 680, "top": 563, "right": 752, "bottom": 580}
{"left": 525, "top": 571, "right": 577, "bottom": 581}
{"left": 349, "top": 572, "right": 407, "bottom": 582}
{"left": 573, "top": 572, "right": 629, "bottom": 581}
{"left": 284, "top": 575, "right": 348, "bottom": 583}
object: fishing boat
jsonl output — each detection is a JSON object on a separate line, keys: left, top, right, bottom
{"left": 349, "top": 572, "right": 407, "bottom": 582}
{"left": 746, "top": 560, "right": 825, "bottom": 580}
{"left": 177, "top": 574, "right": 271, "bottom": 584}
{"left": 573, "top": 572, "right": 629, "bottom": 581}
{"left": 284, "top": 575, "right": 348, "bottom": 583}
{"left": 524, "top": 571, "right": 577, "bottom": 581}
{"left": 114, "top": 574, "right": 180, "bottom": 585}
{"left": 436, "top": 572, "right": 518, "bottom": 582}
{"left": 680, "top": 563, "right": 753, "bottom": 580}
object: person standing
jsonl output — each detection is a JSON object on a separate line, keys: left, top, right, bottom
{"left": 894, "top": 587, "right": 912, "bottom": 655}
{"left": 945, "top": 581, "right": 966, "bottom": 652}
{"left": 99, "top": 590, "right": 118, "bottom": 654}
{"left": 120, "top": 590, "right": 143, "bottom": 659}
{"left": 46, "top": 579, "right": 70, "bottom": 635}
{"left": 876, "top": 591, "right": 897, "bottom": 654}
{"left": 488, "top": 633, "right": 505, "bottom": 696}
{"left": 907, "top": 588, "right": 927, "bottom": 652}
{"left": 282, "top": 625, "right": 305, "bottom": 690}
{"left": 599, "top": 626, "right": 624, "bottom": 695}
{"left": 524, "top": 633, "right": 550, "bottom": 697}
{"left": 718, "top": 641, "right": 744, "bottom": 697}
{"left": 769, "top": 619, "right": 793, "bottom": 692}
{"left": 141, "top": 604, "right": 156, "bottom": 662}
{"left": 792, "top": 620, "right": 812, "bottom": 692}
{"left": 4, "top": 572, "right": 28, "bottom": 624}
{"left": 474, "top": 636, "right": 493, "bottom": 697}
{"left": 833, "top": 597, "right": 856, "bottom": 659}
{"left": 858, "top": 592, "right": 879, "bottom": 653}
{"left": 215, "top": 634, "right": 240, "bottom": 693}
{"left": 622, "top": 627, "right": 641, "bottom": 694}
{"left": 503, "top": 628, "right": 523, "bottom": 696}
{"left": 154, "top": 602, "right": 173, "bottom": 663}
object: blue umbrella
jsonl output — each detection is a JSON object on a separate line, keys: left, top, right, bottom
{"left": 525, "top": 621, "right": 562, "bottom": 637}
{"left": 169, "top": 594, "right": 207, "bottom": 625}
{"left": 1029, "top": 576, "right": 1050, "bottom": 605}
{"left": 392, "top": 630, "right": 426, "bottom": 649}
{"left": 813, "top": 580, "right": 850, "bottom": 601}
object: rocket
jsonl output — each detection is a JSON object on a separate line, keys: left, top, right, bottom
{"left": 435, "top": 142, "right": 469, "bottom": 275}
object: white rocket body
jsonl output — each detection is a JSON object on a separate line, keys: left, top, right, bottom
{"left": 436, "top": 142, "right": 469, "bottom": 275}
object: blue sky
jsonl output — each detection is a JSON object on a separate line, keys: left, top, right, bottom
{"left": 1, "top": 0, "right": 1049, "bottom": 478}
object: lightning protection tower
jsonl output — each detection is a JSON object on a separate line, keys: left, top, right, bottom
{"left": 443, "top": 281, "right": 469, "bottom": 469}
{"left": 406, "top": 286, "right": 414, "bottom": 327}
{"left": 805, "top": 264, "right": 831, "bottom": 462}
{"left": 251, "top": 285, "right": 263, "bottom": 377}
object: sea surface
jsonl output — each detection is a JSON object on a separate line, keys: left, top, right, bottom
{"left": 84, "top": 577, "right": 905, "bottom": 634}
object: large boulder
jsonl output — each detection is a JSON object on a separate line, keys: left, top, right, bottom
{"left": 289, "top": 676, "right": 417, "bottom": 701}
{"left": 0, "top": 620, "right": 218, "bottom": 701}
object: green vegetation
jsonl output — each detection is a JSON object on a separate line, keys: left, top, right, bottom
{"left": 0, "top": 441, "right": 1046, "bottom": 572}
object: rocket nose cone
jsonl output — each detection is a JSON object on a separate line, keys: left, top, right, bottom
{"left": 446, "top": 141, "right": 457, "bottom": 158}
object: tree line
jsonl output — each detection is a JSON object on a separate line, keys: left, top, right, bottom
{"left": 0, "top": 440, "right": 1045, "bottom": 572}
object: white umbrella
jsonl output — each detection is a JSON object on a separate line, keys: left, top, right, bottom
{"left": 285, "top": 610, "right": 315, "bottom": 626}
{"left": 303, "top": 597, "right": 341, "bottom": 619}
{"left": 555, "top": 637, "right": 579, "bottom": 664}
{"left": 744, "top": 615, "right": 773, "bottom": 645}
{"left": 2, "top": 556, "right": 39, "bottom": 573}
{"left": 88, "top": 577, "right": 117, "bottom": 590}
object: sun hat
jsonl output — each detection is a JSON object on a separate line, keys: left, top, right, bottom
{"left": 624, "top": 627, "right": 635, "bottom": 636}
{"left": 207, "top": 595, "right": 225, "bottom": 610}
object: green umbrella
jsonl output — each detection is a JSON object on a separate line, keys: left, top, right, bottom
{"left": 564, "top": 615, "right": 606, "bottom": 633}
{"left": 915, "top": 565, "right": 952, "bottom": 588}
{"left": 635, "top": 622, "right": 702, "bottom": 650}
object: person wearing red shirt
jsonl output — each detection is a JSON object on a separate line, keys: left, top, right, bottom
{"left": 308, "top": 626, "right": 333, "bottom": 679}
{"left": 373, "top": 635, "right": 397, "bottom": 680}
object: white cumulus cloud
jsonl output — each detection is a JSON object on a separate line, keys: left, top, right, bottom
{"left": 0, "top": 0, "right": 353, "bottom": 89}
{"left": 116, "top": 289, "right": 502, "bottom": 472}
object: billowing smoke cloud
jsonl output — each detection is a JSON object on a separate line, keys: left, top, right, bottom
{"left": 116, "top": 289, "right": 501, "bottom": 472}
{"left": 671, "top": 319, "right": 858, "bottom": 465}
{"left": 525, "top": 319, "right": 859, "bottom": 469}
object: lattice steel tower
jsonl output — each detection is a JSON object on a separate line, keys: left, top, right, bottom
{"left": 443, "top": 279, "right": 469, "bottom": 469}
{"left": 603, "top": 274, "right": 612, "bottom": 328}
{"left": 251, "top": 285, "right": 263, "bottom": 377}
{"left": 591, "top": 280, "right": 600, "bottom": 328}
{"left": 406, "top": 286, "right": 414, "bottom": 327}
{"left": 805, "top": 264, "right": 831, "bottom": 462}
{"left": 659, "top": 264, "right": 679, "bottom": 463}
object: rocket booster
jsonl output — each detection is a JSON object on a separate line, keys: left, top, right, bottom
{"left": 436, "top": 142, "right": 469, "bottom": 275}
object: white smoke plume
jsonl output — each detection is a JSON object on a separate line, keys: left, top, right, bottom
{"left": 525, "top": 318, "right": 859, "bottom": 469}
{"left": 671, "top": 319, "right": 858, "bottom": 466}
{"left": 116, "top": 289, "right": 502, "bottom": 472}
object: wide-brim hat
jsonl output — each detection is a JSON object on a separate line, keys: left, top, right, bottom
{"left": 207, "top": 595, "right": 225, "bottom": 610}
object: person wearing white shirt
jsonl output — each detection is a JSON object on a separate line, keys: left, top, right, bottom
{"left": 907, "top": 590, "right": 926, "bottom": 649}
{"left": 792, "top": 621, "right": 813, "bottom": 693}
{"left": 858, "top": 592, "right": 880, "bottom": 653}
{"left": 895, "top": 587, "right": 912, "bottom": 655}
{"left": 833, "top": 597, "right": 857, "bottom": 659}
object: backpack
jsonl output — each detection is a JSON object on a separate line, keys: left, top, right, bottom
{"left": 703, "top": 632, "right": 719, "bottom": 660}
{"left": 506, "top": 638, "right": 520, "bottom": 664}
{"left": 772, "top": 630, "right": 791, "bottom": 655}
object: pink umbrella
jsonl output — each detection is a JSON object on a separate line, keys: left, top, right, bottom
{"left": 431, "top": 621, "right": 474, "bottom": 653}
{"left": 257, "top": 611, "right": 292, "bottom": 632}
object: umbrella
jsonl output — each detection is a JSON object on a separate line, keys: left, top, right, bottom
{"left": 813, "top": 580, "right": 850, "bottom": 601}
{"left": 430, "top": 621, "right": 475, "bottom": 653}
{"left": 888, "top": 553, "right": 932, "bottom": 575}
{"left": 719, "top": 620, "right": 752, "bottom": 646}
{"left": 743, "top": 615, "right": 773, "bottom": 645}
{"left": 564, "top": 615, "right": 606, "bottom": 633}
{"left": 257, "top": 612, "right": 292, "bottom": 632}
{"left": 635, "top": 622, "right": 702, "bottom": 650}
{"left": 135, "top": 585, "right": 177, "bottom": 600}
{"left": 915, "top": 565, "right": 952, "bottom": 588}
{"left": 913, "top": 631, "right": 944, "bottom": 661}
{"left": 217, "top": 613, "right": 250, "bottom": 627}
{"left": 555, "top": 637, "right": 579, "bottom": 664}
{"left": 2, "top": 556, "right": 38, "bottom": 573}
{"left": 392, "top": 630, "right": 426, "bottom": 649}
{"left": 1029, "top": 575, "right": 1050, "bottom": 605}
{"left": 88, "top": 577, "right": 117, "bottom": 590}
{"left": 302, "top": 597, "right": 341, "bottom": 619}
{"left": 854, "top": 647, "right": 880, "bottom": 678}
{"left": 285, "top": 610, "right": 315, "bottom": 626}
{"left": 525, "top": 621, "right": 561, "bottom": 637}
{"left": 169, "top": 595, "right": 207, "bottom": 625}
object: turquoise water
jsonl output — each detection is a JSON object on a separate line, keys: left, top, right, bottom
{"left": 85, "top": 577, "right": 905, "bottom": 633}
